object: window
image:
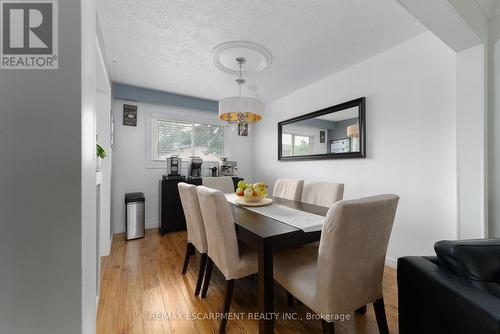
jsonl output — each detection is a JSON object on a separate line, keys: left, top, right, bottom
{"left": 151, "top": 118, "right": 224, "bottom": 162}
{"left": 282, "top": 133, "right": 292, "bottom": 156}
{"left": 282, "top": 132, "right": 314, "bottom": 156}
{"left": 293, "top": 135, "right": 312, "bottom": 155}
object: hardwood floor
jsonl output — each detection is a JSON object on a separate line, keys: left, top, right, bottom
{"left": 97, "top": 229, "right": 399, "bottom": 334}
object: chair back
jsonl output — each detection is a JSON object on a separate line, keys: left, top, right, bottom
{"left": 178, "top": 183, "right": 207, "bottom": 253}
{"left": 316, "top": 194, "right": 399, "bottom": 313}
{"left": 196, "top": 186, "right": 240, "bottom": 278}
{"left": 202, "top": 176, "right": 235, "bottom": 193}
{"left": 301, "top": 181, "right": 344, "bottom": 207}
{"left": 272, "top": 178, "right": 304, "bottom": 201}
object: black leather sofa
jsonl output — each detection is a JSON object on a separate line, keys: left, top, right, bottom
{"left": 398, "top": 239, "right": 500, "bottom": 334}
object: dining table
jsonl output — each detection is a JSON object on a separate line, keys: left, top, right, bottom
{"left": 226, "top": 195, "right": 329, "bottom": 334}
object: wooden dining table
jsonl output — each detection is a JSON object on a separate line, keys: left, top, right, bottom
{"left": 228, "top": 196, "right": 329, "bottom": 334}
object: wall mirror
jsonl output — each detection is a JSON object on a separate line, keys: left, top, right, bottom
{"left": 278, "top": 97, "right": 365, "bottom": 160}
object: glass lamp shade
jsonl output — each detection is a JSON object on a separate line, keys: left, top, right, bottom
{"left": 347, "top": 124, "right": 359, "bottom": 138}
{"left": 218, "top": 96, "right": 263, "bottom": 123}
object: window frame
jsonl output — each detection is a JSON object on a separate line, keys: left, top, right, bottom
{"left": 145, "top": 105, "right": 225, "bottom": 169}
{"left": 282, "top": 132, "right": 315, "bottom": 157}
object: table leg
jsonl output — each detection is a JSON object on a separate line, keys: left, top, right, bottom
{"left": 258, "top": 241, "right": 274, "bottom": 334}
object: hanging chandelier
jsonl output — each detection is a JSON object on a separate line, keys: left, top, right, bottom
{"left": 218, "top": 57, "right": 263, "bottom": 127}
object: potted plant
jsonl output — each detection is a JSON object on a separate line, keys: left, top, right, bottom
{"left": 96, "top": 144, "right": 107, "bottom": 171}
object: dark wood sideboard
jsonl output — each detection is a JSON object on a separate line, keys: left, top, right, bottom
{"left": 159, "top": 176, "right": 243, "bottom": 235}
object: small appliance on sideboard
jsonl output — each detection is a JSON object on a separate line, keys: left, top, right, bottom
{"left": 202, "top": 161, "right": 219, "bottom": 177}
{"left": 166, "top": 155, "right": 181, "bottom": 176}
{"left": 189, "top": 156, "right": 203, "bottom": 178}
{"left": 220, "top": 157, "right": 238, "bottom": 176}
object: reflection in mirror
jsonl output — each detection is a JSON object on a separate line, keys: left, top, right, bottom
{"left": 278, "top": 97, "right": 365, "bottom": 160}
{"left": 281, "top": 106, "right": 360, "bottom": 157}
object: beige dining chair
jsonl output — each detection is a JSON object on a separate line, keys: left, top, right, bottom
{"left": 202, "top": 176, "right": 235, "bottom": 193}
{"left": 301, "top": 181, "right": 344, "bottom": 207}
{"left": 273, "top": 178, "right": 304, "bottom": 201}
{"left": 178, "top": 182, "right": 208, "bottom": 296}
{"left": 196, "top": 186, "right": 258, "bottom": 334}
{"left": 296, "top": 181, "right": 345, "bottom": 253}
{"left": 274, "top": 194, "right": 399, "bottom": 334}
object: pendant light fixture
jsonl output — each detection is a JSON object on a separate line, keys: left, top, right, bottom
{"left": 218, "top": 57, "right": 263, "bottom": 127}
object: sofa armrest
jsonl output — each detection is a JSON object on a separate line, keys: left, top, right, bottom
{"left": 398, "top": 256, "right": 500, "bottom": 334}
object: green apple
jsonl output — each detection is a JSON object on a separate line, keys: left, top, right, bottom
{"left": 237, "top": 180, "right": 247, "bottom": 189}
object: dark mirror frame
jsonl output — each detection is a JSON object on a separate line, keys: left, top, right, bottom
{"left": 278, "top": 97, "right": 366, "bottom": 161}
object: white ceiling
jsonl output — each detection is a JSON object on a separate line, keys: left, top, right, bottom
{"left": 97, "top": 0, "right": 426, "bottom": 103}
{"left": 476, "top": 0, "right": 500, "bottom": 18}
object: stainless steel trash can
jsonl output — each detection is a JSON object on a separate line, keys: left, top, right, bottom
{"left": 125, "top": 192, "right": 145, "bottom": 240}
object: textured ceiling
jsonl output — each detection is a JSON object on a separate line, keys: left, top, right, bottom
{"left": 97, "top": 0, "right": 426, "bottom": 103}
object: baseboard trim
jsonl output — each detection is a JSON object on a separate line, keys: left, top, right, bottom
{"left": 114, "top": 221, "right": 159, "bottom": 234}
{"left": 146, "top": 221, "right": 159, "bottom": 229}
{"left": 385, "top": 256, "right": 397, "bottom": 268}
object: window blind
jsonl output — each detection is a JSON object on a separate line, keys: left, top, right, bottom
{"left": 152, "top": 118, "right": 224, "bottom": 161}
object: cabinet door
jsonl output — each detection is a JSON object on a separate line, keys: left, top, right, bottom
{"left": 160, "top": 180, "right": 187, "bottom": 234}
{"left": 165, "top": 204, "right": 186, "bottom": 232}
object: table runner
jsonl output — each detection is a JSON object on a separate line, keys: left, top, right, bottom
{"left": 225, "top": 194, "right": 325, "bottom": 232}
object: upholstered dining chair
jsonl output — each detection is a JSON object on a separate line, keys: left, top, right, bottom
{"left": 178, "top": 182, "right": 208, "bottom": 296}
{"left": 196, "top": 186, "right": 258, "bottom": 334}
{"left": 301, "top": 181, "right": 344, "bottom": 207}
{"left": 273, "top": 194, "right": 399, "bottom": 334}
{"left": 272, "top": 178, "right": 304, "bottom": 201}
{"left": 202, "top": 176, "right": 235, "bottom": 193}
{"left": 295, "top": 181, "right": 345, "bottom": 253}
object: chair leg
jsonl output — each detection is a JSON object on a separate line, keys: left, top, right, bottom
{"left": 321, "top": 319, "right": 335, "bottom": 334}
{"left": 286, "top": 291, "right": 294, "bottom": 307}
{"left": 373, "top": 297, "right": 389, "bottom": 334}
{"left": 201, "top": 257, "right": 213, "bottom": 298}
{"left": 218, "top": 279, "right": 235, "bottom": 334}
{"left": 194, "top": 253, "right": 208, "bottom": 296}
{"left": 181, "top": 243, "right": 195, "bottom": 274}
{"left": 355, "top": 305, "right": 367, "bottom": 315}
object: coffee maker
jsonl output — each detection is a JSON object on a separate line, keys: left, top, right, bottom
{"left": 189, "top": 157, "right": 203, "bottom": 178}
{"left": 220, "top": 157, "right": 238, "bottom": 176}
{"left": 166, "top": 155, "right": 181, "bottom": 176}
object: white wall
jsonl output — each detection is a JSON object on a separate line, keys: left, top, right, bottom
{"left": 96, "top": 91, "right": 112, "bottom": 255}
{"left": 456, "top": 44, "right": 487, "bottom": 238}
{"left": 96, "top": 36, "right": 113, "bottom": 257}
{"left": 253, "top": 32, "right": 458, "bottom": 265}
{"left": 81, "top": 0, "right": 98, "bottom": 333}
{"left": 490, "top": 38, "right": 500, "bottom": 236}
{"left": 113, "top": 100, "right": 253, "bottom": 233}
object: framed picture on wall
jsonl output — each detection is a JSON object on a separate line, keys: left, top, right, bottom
{"left": 320, "top": 130, "right": 326, "bottom": 143}
{"left": 123, "top": 104, "right": 138, "bottom": 126}
{"left": 330, "top": 138, "right": 351, "bottom": 154}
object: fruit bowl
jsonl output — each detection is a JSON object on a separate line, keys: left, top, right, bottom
{"left": 235, "top": 181, "right": 269, "bottom": 202}
{"left": 235, "top": 194, "right": 267, "bottom": 202}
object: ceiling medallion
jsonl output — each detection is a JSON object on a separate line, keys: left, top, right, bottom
{"left": 210, "top": 41, "right": 272, "bottom": 76}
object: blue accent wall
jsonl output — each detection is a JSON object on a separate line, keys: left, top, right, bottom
{"left": 113, "top": 83, "right": 218, "bottom": 113}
